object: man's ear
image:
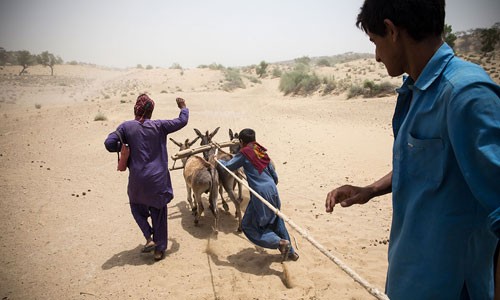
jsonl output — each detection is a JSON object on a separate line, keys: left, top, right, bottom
{"left": 384, "top": 19, "right": 399, "bottom": 42}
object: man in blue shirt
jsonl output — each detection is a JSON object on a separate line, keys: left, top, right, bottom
{"left": 325, "top": 0, "right": 500, "bottom": 299}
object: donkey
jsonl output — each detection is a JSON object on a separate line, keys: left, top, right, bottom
{"left": 194, "top": 128, "right": 242, "bottom": 232}
{"left": 169, "top": 137, "right": 220, "bottom": 232}
{"left": 228, "top": 129, "right": 244, "bottom": 202}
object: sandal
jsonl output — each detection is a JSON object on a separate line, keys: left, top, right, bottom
{"left": 141, "top": 239, "right": 156, "bottom": 253}
{"left": 288, "top": 252, "right": 299, "bottom": 261}
{"left": 278, "top": 240, "right": 291, "bottom": 262}
{"left": 154, "top": 250, "right": 165, "bottom": 261}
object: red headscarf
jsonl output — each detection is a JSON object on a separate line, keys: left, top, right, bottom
{"left": 240, "top": 142, "right": 271, "bottom": 174}
{"left": 134, "top": 94, "right": 155, "bottom": 123}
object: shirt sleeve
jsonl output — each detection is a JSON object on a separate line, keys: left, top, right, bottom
{"left": 448, "top": 82, "right": 500, "bottom": 238}
{"left": 219, "top": 152, "right": 246, "bottom": 171}
{"left": 267, "top": 162, "right": 279, "bottom": 185}
{"left": 104, "top": 126, "right": 124, "bottom": 152}
{"left": 161, "top": 108, "right": 189, "bottom": 134}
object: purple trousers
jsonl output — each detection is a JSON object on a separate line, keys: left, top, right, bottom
{"left": 130, "top": 203, "right": 168, "bottom": 252}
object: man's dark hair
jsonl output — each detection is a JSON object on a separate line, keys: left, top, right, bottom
{"left": 238, "top": 128, "right": 256, "bottom": 144}
{"left": 356, "top": 0, "right": 445, "bottom": 41}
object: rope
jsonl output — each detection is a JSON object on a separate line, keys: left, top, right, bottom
{"left": 213, "top": 145, "right": 390, "bottom": 300}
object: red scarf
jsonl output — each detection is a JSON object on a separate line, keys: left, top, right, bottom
{"left": 134, "top": 94, "right": 155, "bottom": 123}
{"left": 240, "top": 142, "right": 270, "bottom": 174}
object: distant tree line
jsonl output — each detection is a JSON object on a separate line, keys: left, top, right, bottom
{"left": 447, "top": 22, "right": 500, "bottom": 53}
{"left": 0, "top": 47, "right": 63, "bottom": 76}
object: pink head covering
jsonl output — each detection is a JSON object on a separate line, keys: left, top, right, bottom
{"left": 134, "top": 94, "right": 155, "bottom": 123}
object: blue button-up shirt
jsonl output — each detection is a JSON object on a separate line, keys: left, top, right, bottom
{"left": 388, "top": 43, "right": 500, "bottom": 299}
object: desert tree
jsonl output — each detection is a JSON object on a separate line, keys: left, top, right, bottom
{"left": 443, "top": 24, "right": 457, "bottom": 49}
{"left": 316, "top": 58, "right": 331, "bottom": 67}
{"left": 17, "top": 50, "right": 35, "bottom": 75}
{"left": 37, "top": 51, "right": 60, "bottom": 75}
{"left": 294, "top": 56, "right": 311, "bottom": 66}
{"left": 480, "top": 26, "right": 500, "bottom": 53}
{"left": 255, "top": 60, "right": 268, "bottom": 78}
{"left": 0, "top": 47, "right": 7, "bottom": 66}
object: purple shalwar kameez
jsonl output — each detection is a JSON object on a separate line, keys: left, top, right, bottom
{"left": 104, "top": 108, "right": 189, "bottom": 252}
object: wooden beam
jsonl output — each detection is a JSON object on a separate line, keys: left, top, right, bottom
{"left": 171, "top": 139, "right": 238, "bottom": 160}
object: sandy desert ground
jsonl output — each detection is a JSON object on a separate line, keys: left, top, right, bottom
{"left": 0, "top": 56, "right": 491, "bottom": 300}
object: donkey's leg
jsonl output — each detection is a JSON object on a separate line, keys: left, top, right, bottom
{"left": 218, "top": 184, "right": 230, "bottom": 212}
{"left": 222, "top": 179, "right": 242, "bottom": 232}
{"left": 186, "top": 185, "right": 196, "bottom": 215}
{"left": 193, "top": 191, "right": 204, "bottom": 226}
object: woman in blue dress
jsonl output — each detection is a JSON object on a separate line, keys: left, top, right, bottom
{"left": 220, "top": 128, "right": 298, "bottom": 261}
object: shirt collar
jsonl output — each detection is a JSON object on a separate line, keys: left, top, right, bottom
{"left": 413, "top": 42, "right": 454, "bottom": 91}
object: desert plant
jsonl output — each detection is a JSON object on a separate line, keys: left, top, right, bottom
{"left": 271, "top": 67, "right": 282, "bottom": 78}
{"left": 170, "top": 62, "right": 182, "bottom": 70}
{"left": 37, "top": 51, "right": 62, "bottom": 76}
{"left": 480, "top": 27, "right": 500, "bottom": 53}
{"left": 443, "top": 24, "right": 457, "bottom": 49}
{"left": 17, "top": 50, "right": 35, "bottom": 75}
{"left": 222, "top": 68, "right": 245, "bottom": 91}
{"left": 35, "top": 103, "right": 42, "bottom": 109}
{"left": 316, "top": 58, "right": 331, "bottom": 67}
{"left": 294, "top": 56, "right": 311, "bottom": 66}
{"left": 347, "top": 80, "right": 396, "bottom": 99}
{"left": 0, "top": 47, "right": 7, "bottom": 66}
{"left": 94, "top": 112, "right": 107, "bottom": 121}
{"left": 279, "top": 70, "right": 320, "bottom": 96}
{"left": 255, "top": 61, "right": 268, "bottom": 78}
{"left": 146, "top": 65, "right": 153, "bottom": 70}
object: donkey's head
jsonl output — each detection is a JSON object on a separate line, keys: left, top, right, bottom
{"left": 194, "top": 127, "right": 220, "bottom": 160}
{"left": 228, "top": 128, "right": 240, "bottom": 154}
{"left": 169, "top": 136, "right": 200, "bottom": 165}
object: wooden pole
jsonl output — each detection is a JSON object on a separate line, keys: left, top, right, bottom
{"left": 171, "top": 139, "right": 238, "bottom": 161}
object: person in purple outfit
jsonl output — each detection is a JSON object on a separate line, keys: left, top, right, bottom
{"left": 105, "top": 94, "right": 189, "bottom": 261}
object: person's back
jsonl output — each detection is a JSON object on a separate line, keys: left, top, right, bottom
{"left": 104, "top": 95, "right": 189, "bottom": 261}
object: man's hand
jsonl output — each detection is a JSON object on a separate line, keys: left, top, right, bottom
{"left": 176, "top": 97, "right": 186, "bottom": 109}
{"left": 325, "top": 185, "right": 372, "bottom": 212}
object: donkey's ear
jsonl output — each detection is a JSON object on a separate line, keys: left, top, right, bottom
{"left": 229, "top": 129, "right": 234, "bottom": 139}
{"left": 169, "top": 137, "right": 182, "bottom": 147}
{"left": 194, "top": 128, "right": 203, "bottom": 138}
{"left": 188, "top": 136, "right": 200, "bottom": 147}
{"left": 209, "top": 127, "right": 220, "bottom": 139}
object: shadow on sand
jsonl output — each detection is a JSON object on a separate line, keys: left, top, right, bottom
{"left": 101, "top": 238, "right": 180, "bottom": 269}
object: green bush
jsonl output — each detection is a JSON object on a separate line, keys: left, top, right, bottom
{"left": 271, "top": 67, "right": 282, "bottom": 78}
{"left": 316, "top": 58, "right": 331, "bottom": 67}
{"left": 279, "top": 70, "right": 321, "bottom": 96}
{"left": 170, "top": 63, "right": 182, "bottom": 70}
{"left": 222, "top": 68, "right": 245, "bottom": 91}
{"left": 255, "top": 61, "right": 268, "bottom": 78}
{"left": 347, "top": 80, "right": 396, "bottom": 99}
{"left": 94, "top": 112, "right": 107, "bottom": 121}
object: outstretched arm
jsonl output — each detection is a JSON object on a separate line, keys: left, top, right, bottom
{"left": 325, "top": 171, "right": 392, "bottom": 212}
{"left": 162, "top": 97, "right": 189, "bottom": 134}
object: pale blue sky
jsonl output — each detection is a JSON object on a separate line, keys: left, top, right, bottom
{"left": 0, "top": 0, "right": 498, "bottom": 68}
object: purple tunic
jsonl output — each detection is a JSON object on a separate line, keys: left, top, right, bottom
{"left": 105, "top": 108, "right": 189, "bottom": 208}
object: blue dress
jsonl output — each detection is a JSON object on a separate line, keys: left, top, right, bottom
{"left": 220, "top": 153, "right": 295, "bottom": 254}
